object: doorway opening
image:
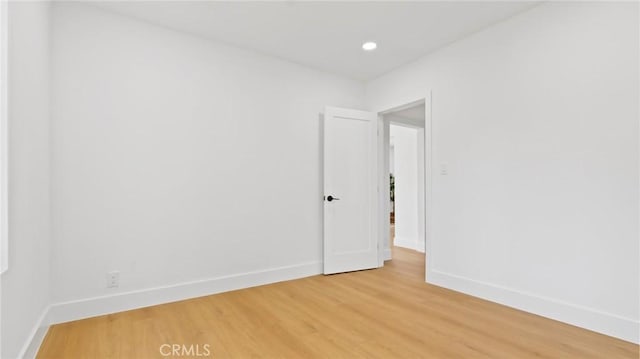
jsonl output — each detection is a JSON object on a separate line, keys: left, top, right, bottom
{"left": 379, "top": 100, "right": 427, "bottom": 279}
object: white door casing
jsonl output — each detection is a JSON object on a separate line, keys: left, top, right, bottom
{"left": 323, "top": 106, "right": 378, "bottom": 274}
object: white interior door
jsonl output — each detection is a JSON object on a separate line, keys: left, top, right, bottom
{"left": 323, "top": 106, "right": 378, "bottom": 274}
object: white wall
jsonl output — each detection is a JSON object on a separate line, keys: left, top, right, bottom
{"left": 1, "top": 2, "right": 52, "bottom": 358}
{"left": 389, "top": 124, "right": 422, "bottom": 252}
{"left": 4, "top": 1, "right": 638, "bottom": 353}
{"left": 367, "top": 2, "right": 639, "bottom": 343}
{"left": 49, "top": 2, "right": 364, "bottom": 314}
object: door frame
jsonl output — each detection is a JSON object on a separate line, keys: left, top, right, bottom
{"left": 0, "top": 0, "right": 8, "bottom": 274}
{"left": 376, "top": 93, "right": 433, "bottom": 282}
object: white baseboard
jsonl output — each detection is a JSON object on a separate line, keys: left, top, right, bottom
{"left": 394, "top": 236, "right": 425, "bottom": 253}
{"left": 20, "top": 261, "right": 322, "bottom": 357}
{"left": 428, "top": 269, "right": 639, "bottom": 344}
{"left": 47, "top": 261, "right": 322, "bottom": 325}
{"left": 22, "top": 262, "right": 638, "bottom": 357}
{"left": 383, "top": 247, "right": 392, "bottom": 261}
{"left": 17, "top": 305, "right": 51, "bottom": 359}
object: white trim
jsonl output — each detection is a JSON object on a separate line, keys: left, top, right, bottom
{"left": 423, "top": 92, "right": 433, "bottom": 283}
{"left": 0, "top": 0, "right": 10, "bottom": 274}
{"left": 429, "top": 269, "right": 640, "bottom": 344}
{"left": 377, "top": 115, "right": 390, "bottom": 267}
{"left": 376, "top": 94, "right": 432, "bottom": 273}
{"left": 17, "top": 305, "right": 51, "bottom": 359}
{"left": 48, "top": 261, "right": 322, "bottom": 324}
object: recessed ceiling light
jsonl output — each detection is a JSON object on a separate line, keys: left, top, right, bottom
{"left": 362, "top": 42, "right": 377, "bottom": 51}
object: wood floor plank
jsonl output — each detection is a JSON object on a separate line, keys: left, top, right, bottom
{"left": 37, "top": 247, "right": 639, "bottom": 358}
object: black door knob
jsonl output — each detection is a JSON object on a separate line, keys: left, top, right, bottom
{"left": 326, "top": 195, "right": 340, "bottom": 202}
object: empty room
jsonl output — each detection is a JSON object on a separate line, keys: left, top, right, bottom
{"left": 0, "top": 1, "right": 638, "bottom": 358}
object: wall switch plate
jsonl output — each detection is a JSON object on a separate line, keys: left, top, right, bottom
{"left": 440, "top": 163, "right": 448, "bottom": 175}
{"left": 107, "top": 271, "right": 120, "bottom": 288}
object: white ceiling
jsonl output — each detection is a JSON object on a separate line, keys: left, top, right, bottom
{"left": 90, "top": 1, "right": 539, "bottom": 81}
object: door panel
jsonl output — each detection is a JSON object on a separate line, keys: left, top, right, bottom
{"left": 323, "top": 106, "right": 378, "bottom": 274}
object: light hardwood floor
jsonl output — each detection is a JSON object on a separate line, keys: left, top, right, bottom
{"left": 38, "top": 247, "right": 638, "bottom": 358}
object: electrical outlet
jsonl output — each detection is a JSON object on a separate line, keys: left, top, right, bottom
{"left": 106, "top": 271, "right": 120, "bottom": 288}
